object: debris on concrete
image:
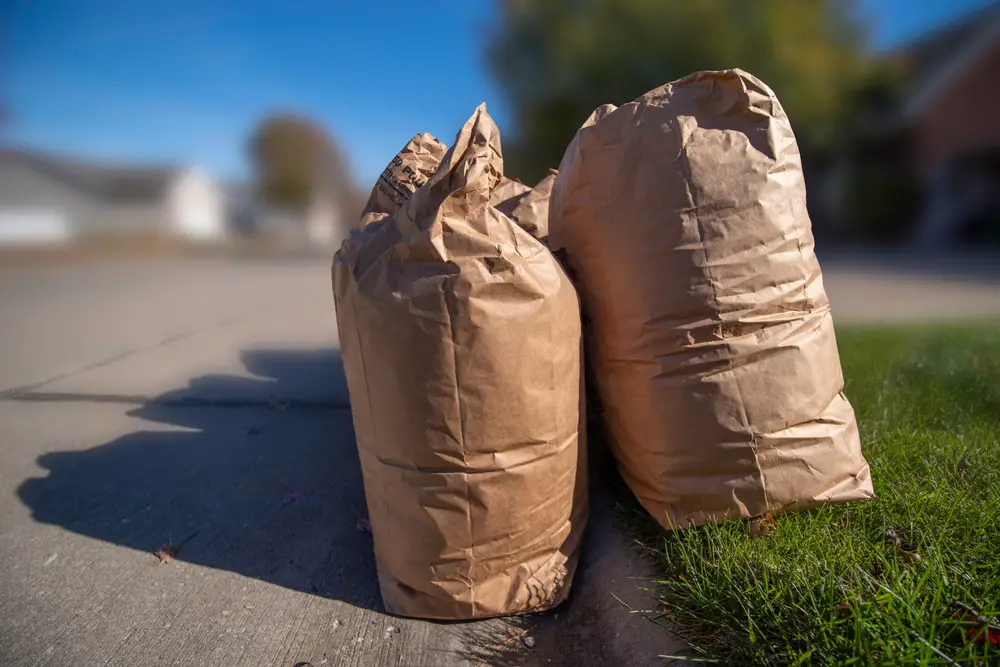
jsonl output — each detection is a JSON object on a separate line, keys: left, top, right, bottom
{"left": 152, "top": 544, "right": 176, "bottom": 564}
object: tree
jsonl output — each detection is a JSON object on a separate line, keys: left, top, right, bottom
{"left": 488, "top": 0, "right": 871, "bottom": 183}
{"left": 248, "top": 113, "right": 353, "bottom": 214}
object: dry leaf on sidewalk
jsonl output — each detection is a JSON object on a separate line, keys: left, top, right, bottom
{"left": 152, "top": 531, "right": 197, "bottom": 564}
{"left": 153, "top": 544, "right": 177, "bottom": 565}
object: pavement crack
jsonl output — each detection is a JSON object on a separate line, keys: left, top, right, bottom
{"left": 0, "top": 391, "right": 349, "bottom": 410}
{"left": 0, "top": 311, "right": 259, "bottom": 399}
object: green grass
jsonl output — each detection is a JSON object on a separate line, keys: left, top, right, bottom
{"left": 644, "top": 322, "right": 1000, "bottom": 666}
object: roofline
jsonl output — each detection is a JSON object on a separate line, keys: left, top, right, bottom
{"left": 0, "top": 144, "right": 188, "bottom": 174}
{"left": 886, "top": 1, "right": 1000, "bottom": 55}
{"left": 902, "top": 15, "right": 1000, "bottom": 121}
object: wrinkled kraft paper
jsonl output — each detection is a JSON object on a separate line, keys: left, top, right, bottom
{"left": 550, "top": 69, "right": 873, "bottom": 530}
{"left": 494, "top": 169, "right": 558, "bottom": 243}
{"left": 333, "top": 105, "right": 587, "bottom": 619}
{"left": 360, "top": 132, "right": 447, "bottom": 227}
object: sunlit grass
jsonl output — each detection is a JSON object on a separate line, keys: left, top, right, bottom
{"left": 644, "top": 322, "right": 1000, "bottom": 665}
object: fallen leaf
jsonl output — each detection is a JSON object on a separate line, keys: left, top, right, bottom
{"left": 748, "top": 514, "right": 778, "bottom": 537}
{"left": 887, "top": 528, "right": 920, "bottom": 564}
{"left": 356, "top": 517, "right": 372, "bottom": 534}
{"left": 153, "top": 544, "right": 177, "bottom": 565}
{"left": 966, "top": 625, "right": 1000, "bottom": 646}
{"left": 951, "top": 602, "right": 1000, "bottom": 646}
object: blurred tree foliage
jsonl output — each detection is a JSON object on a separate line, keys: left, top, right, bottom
{"left": 488, "top": 0, "right": 872, "bottom": 183}
{"left": 834, "top": 63, "right": 924, "bottom": 241}
{"left": 248, "top": 114, "right": 352, "bottom": 213}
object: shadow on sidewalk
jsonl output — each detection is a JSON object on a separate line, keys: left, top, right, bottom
{"left": 16, "top": 347, "right": 681, "bottom": 665}
{"left": 17, "top": 347, "right": 385, "bottom": 612}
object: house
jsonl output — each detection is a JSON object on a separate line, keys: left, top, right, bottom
{"left": 221, "top": 180, "right": 348, "bottom": 250}
{"left": 816, "top": 4, "right": 1000, "bottom": 245}
{"left": 894, "top": 3, "right": 1000, "bottom": 244}
{"left": 0, "top": 148, "right": 225, "bottom": 245}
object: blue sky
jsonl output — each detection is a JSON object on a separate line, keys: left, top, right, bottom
{"left": 4, "top": 0, "right": 995, "bottom": 186}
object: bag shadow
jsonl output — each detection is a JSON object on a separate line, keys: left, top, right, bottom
{"left": 17, "top": 347, "right": 385, "bottom": 612}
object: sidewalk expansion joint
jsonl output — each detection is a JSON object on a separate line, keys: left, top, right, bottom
{"left": 0, "top": 391, "right": 350, "bottom": 410}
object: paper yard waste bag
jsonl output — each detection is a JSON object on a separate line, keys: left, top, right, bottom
{"left": 333, "top": 105, "right": 587, "bottom": 619}
{"left": 359, "top": 132, "right": 447, "bottom": 227}
{"left": 549, "top": 69, "right": 872, "bottom": 530}
{"left": 494, "top": 169, "right": 558, "bottom": 243}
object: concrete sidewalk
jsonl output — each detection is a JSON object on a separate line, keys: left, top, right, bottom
{"left": 820, "top": 251, "right": 1000, "bottom": 324}
{"left": 0, "top": 259, "right": 679, "bottom": 667}
{"left": 1, "top": 255, "right": 997, "bottom": 666}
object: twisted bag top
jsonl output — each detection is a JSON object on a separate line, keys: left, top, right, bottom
{"left": 333, "top": 105, "right": 586, "bottom": 619}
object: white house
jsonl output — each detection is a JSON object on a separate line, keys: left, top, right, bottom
{"left": 0, "top": 148, "right": 226, "bottom": 245}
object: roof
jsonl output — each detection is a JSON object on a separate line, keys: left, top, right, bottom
{"left": 895, "top": 2, "right": 1000, "bottom": 119}
{"left": 0, "top": 147, "right": 185, "bottom": 205}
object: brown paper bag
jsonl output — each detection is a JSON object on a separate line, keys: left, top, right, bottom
{"left": 550, "top": 69, "right": 873, "bottom": 529}
{"left": 495, "top": 169, "right": 558, "bottom": 242}
{"left": 359, "top": 132, "right": 447, "bottom": 227}
{"left": 333, "top": 105, "right": 587, "bottom": 619}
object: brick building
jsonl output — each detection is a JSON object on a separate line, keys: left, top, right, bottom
{"left": 899, "top": 5, "right": 1000, "bottom": 244}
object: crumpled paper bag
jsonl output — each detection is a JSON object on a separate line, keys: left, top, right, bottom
{"left": 333, "top": 105, "right": 587, "bottom": 619}
{"left": 550, "top": 69, "right": 873, "bottom": 529}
